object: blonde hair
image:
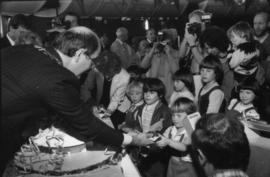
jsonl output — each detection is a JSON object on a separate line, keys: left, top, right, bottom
{"left": 227, "top": 21, "right": 254, "bottom": 42}
{"left": 126, "top": 79, "right": 144, "bottom": 96}
{"left": 171, "top": 97, "right": 197, "bottom": 114}
{"left": 188, "top": 9, "right": 205, "bottom": 20}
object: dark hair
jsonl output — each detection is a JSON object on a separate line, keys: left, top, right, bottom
{"left": 200, "top": 55, "right": 224, "bottom": 85}
{"left": 192, "top": 113, "right": 250, "bottom": 170}
{"left": 127, "top": 65, "right": 146, "bottom": 79}
{"left": 143, "top": 78, "right": 167, "bottom": 104}
{"left": 54, "top": 27, "right": 100, "bottom": 58}
{"left": 44, "top": 31, "right": 61, "bottom": 48}
{"left": 8, "top": 14, "right": 31, "bottom": 30}
{"left": 200, "top": 26, "right": 230, "bottom": 53}
{"left": 238, "top": 77, "right": 260, "bottom": 95}
{"left": 171, "top": 97, "right": 197, "bottom": 114}
{"left": 93, "top": 51, "right": 122, "bottom": 79}
{"left": 172, "top": 70, "right": 195, "bottom": 95}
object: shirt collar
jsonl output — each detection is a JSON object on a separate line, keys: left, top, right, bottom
{"left": 6, "top": 33, "right": 15, "bottom": 46}
{"left": 147, "top": 39, "right": 153, "bottom": 44}
{"left": 145, "top": 100, "right": 159, "bottom": 111}
{"left": 254, "top": 33, "right": 269, "bottom": 43}
{"left": 135, "top": 100, "right": 144, "bottom": 107}
{"left": 116, "top": 38, "right": 124, "bottom": 45}
{"left": 171, "top": 126, "right": 185, "bottom": 136}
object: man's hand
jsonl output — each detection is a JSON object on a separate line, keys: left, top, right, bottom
{"left": 130, "top": 133, "right": 154, "bottom": 146}
{"left": 92, "top": 106, "right": 100, "bottom": 118}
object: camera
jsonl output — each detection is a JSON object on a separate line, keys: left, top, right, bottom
{"left": 63, "top": 20, "right": 71, "bottom": 29}
{"left": 156, "top": 31, "right": 168, "bottom": 52}
{"left": 201, "top": 13, "right": 212, "bottom": 23}
{"left": 156, "top": 42, "right": 167, "bottom": 53}
{"left": 187, "top": 22, "right": 202, "bottom": 36}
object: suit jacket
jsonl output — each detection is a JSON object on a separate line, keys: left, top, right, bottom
{"left": 110, "top": 39, "right": 134, "bottom": 69}
{"left": 0, "top": 36, "right": 11, "bottom": 49}
{"left": 1, "top": 45, "right": 123, "bottom": 172}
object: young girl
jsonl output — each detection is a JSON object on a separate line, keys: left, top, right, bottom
{"left": 227, "top": 77, "right": 260, "bottom": 120}
{"left": 118, "top": 79, "right": 145, "bottom": 134}
{"left": 135, "top": 78, "right": 172, "bottom": 177}
{"left": 198, "top": 55, "right": 226, "bottom": 115}
{"left": 156, "top": 97, "right": 200, "bottom": 177}
{"left": 169, "top": 70, "right": 195, "bottom": 107}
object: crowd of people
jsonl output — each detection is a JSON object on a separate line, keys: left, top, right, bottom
{"left": 1, "top": 9, "right": 270, "bottom": 177}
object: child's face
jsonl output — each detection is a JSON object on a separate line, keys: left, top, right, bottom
{"left": 174, "top": 80, "right": 185, "bottom": 92}
{"left": 200, "top": 68, "right": 216, "bottom": 84}
{"left": 172, "top": 112, "right": 187, "bottom": 128}
{"left": 239, "top": 89, "right": 255, "bottom": 105}
{"left": 129, "top": 86, "right": 143, "bottom": 104}
{"left": 144, "top": 91, "right": 160, "bottom": 105}
{"left": 230, "top": 32, "right": 247, "bottom": 48}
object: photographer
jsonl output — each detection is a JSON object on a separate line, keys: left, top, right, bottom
{"left": 141, "top": 29, "right": 179, "bottom": 101}
{"left": 178, "top": 9, "right": 209, "bottom": 74}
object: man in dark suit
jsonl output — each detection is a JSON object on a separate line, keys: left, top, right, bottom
{"left": 110, "top": 27, "right": 135, "bottom": 69}
{"left": 0, "top": 14, "right": 30, "bottom": 49}
{"left": 1, "top": 26, "right": 152, "bottom": 174}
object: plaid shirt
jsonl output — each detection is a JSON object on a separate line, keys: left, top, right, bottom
{"left": 212, "top": 169, "right": 249, "bottom": 177}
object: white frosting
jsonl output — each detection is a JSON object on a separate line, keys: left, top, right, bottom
{"left": 32, "top": 126, "right": 84, "bottom": 148}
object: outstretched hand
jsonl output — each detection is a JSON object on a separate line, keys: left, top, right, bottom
{"left": 130, "top": 133, "right": 154, "bottom": 146}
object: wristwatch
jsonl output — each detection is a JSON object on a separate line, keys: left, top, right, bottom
{"left": 190, "top": 45, "right": 197, "bottom": 49}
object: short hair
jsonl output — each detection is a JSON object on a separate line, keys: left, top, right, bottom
{"left": 17, "top": 31, "right": 43, "bottom": 46}
{"left": 146, "top": 28, "right": 156, "bottom": 35}
{"left": 188, "top": 9, "right": 205, "bottom": 20}
{"left": 200, "top": 26, "right": 230, "bottom": 53}
{"left": 127, "top": 79, "right": 144, "bottom": 96}
{"left": 54, "top": 26, "right": 101, "bottom": 59}
{"left": 200, "top": 55, "right": 224, "bottom": 85}
{"left": 171, "top": 97, "right": 197, "bottom": 115}
{"left": 8, "top": 14, "right": 31, "bottom": 30}
{"left": 64, "top": 12, "right": 79, "bottom": 21}
{"left": 238, "top": 77, "right": 260, "bottom": 95}
{"left": 93, "top": 51, "right": 122, "bottom": 78}
{"left": 116, "top": 27, "right": 128, "bottom": 37}
{"left": 172, "top": 70, "right": 195, "bottom": 95}
{"left": 192, "top": 113, "right": 250, "bottom": 170}
{"left": 227, "top": 21, "right": 254, "bottom": 42}
{"left": 143, "top": 78, "right": 166, "bottom": 99}
{"left": 254, "top": 11, "right": 270, "bottom": 22}
{"left": 127, "top": 65, "right": 146, "bottom": 78}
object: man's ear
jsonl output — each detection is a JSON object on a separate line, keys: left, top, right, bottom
{"left": 74, "top": 48, "right": 87, "bottom": 62}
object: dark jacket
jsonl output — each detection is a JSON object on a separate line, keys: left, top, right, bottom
{"left": 0, "top": 36, "right": 11, "bottom": 49}
{"left": 1, "top": 45, "right": 123, "bottom": 173}
{"left": 134, "top": 101, "right": 172, "bottom": 133}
